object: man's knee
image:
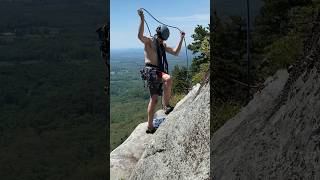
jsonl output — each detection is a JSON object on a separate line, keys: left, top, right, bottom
{"left": 163, "top": 74, "right": 172, "bottom": 84}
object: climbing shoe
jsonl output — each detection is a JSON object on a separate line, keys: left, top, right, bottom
{"left": 146, "top": 127, "right": 157, "bottom": 134}
{"left": 164, "top": 105, "right": 174, "bottom": 115}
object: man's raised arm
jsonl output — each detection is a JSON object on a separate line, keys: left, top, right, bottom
{"left": 138, "top": 8, "right": 150, "bottom": 44}
{"left": 165, "top": 32, "right": 185, "bottom": 56}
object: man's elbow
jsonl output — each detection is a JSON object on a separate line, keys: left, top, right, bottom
{"left": 173, "top": 50, "right": 179, "bottom": 56}
{"left": 138, "top": 34, "right": 144, "bottom": 42}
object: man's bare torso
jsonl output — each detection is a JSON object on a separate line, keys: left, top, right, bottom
{"left": 144, "top": 37, "right": 158, "bottom": 66}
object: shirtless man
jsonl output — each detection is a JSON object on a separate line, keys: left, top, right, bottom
{"left": 137, "top": 8, "right": 185, "bottom": 133}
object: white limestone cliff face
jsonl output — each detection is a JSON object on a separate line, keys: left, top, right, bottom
{"left": 130, "top": 83, "right": 210, "bottom": 180}
{"left": 110, "top": 83, "right": 210, "bottom": 180}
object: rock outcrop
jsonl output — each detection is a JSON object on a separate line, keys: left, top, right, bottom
{"left": 130, "top": 83, "right": 210, "bottom": 180}
{"left": 110, "top": 82, "right": 210, "bottom": 180}
{"left": 211, "top": 14, "right": 320, "bottom": 179}
{"left": 110, "top": 110, "right": 167, "bottom": 180}
{"left": 110, "top": 122, "right": 152, "bottom": 180}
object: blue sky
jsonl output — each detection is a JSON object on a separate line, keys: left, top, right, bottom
{"left": 110, "top": 0, "right": 210, "bottom": 49}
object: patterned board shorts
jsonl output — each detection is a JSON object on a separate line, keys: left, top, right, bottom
{"left": 140, "top": 66, "right": 164, "bottom": 96}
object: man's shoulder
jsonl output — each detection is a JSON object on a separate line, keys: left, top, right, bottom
{"left": 143, "top": 37, "right": 154, "bottom": 44}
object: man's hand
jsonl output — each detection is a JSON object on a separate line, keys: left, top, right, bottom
{"left": 180, "top": 31, "right": 185, "bottom": 39}
{"left": 137, "top": 8, "right": 144, "bottom": 19}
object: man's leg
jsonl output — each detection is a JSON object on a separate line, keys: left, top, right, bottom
{"left": 147, "top": 94, "right": 158, "bottom": 129}
{"left": 161, "top": 73, "right": 172, "bottom": 107}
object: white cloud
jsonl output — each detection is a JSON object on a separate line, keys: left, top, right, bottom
{"left": 162, "top": 14, "right": 210, "bottom": 22}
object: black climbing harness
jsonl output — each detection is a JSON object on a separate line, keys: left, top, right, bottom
{"left": 141, "top": 8, "right": 190, "bottom": 86}
{"left": 152, "top": 35, "right": 168, "bottom": 74}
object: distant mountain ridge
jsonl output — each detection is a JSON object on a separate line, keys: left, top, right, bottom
{"left": 110, "top": 48, "right": 195, "bottom": 64}
{"left": 0, "top": 0, "right": 105, "bottom": 63}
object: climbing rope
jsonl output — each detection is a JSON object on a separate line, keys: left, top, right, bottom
{"left": 141, "top": 8, "right": 190, "bottom": 88}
